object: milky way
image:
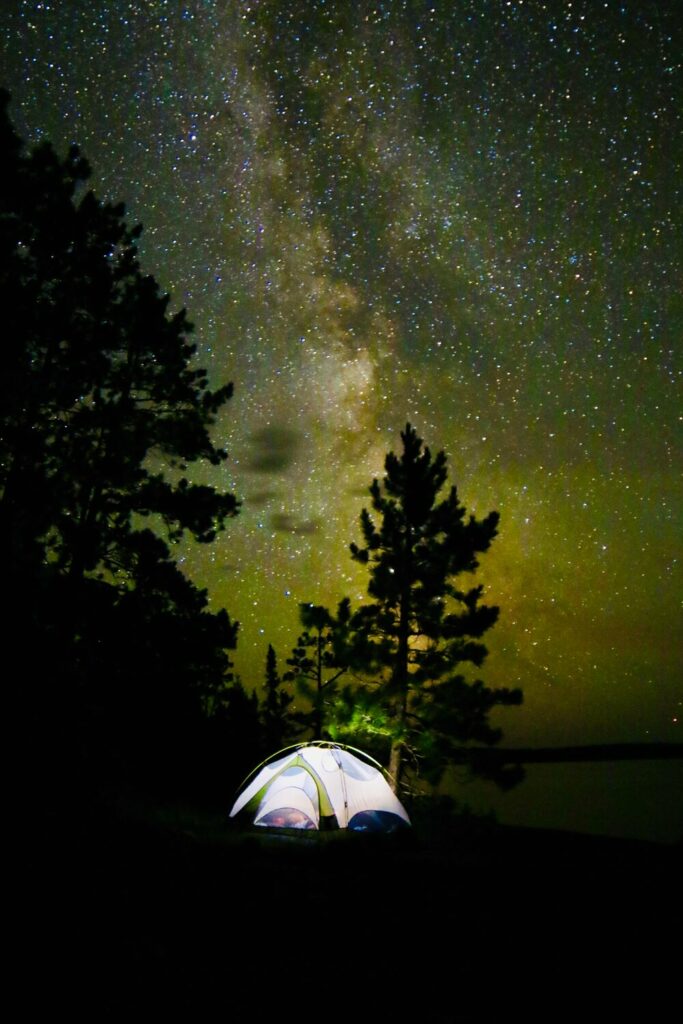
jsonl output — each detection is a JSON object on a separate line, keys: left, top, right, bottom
{"left": 3, "top": 0, "right": 681, "bottom": 746}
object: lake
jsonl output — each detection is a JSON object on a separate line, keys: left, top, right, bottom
{"left": 446, "top": 757, "right": 683, "bottom": 843}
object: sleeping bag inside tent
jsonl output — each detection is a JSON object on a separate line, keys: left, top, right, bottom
{"left": 229, "top": 743, "right": 411, "bottom": 833}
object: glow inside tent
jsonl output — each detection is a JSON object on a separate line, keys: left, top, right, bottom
{"left": 229, "top": 744, "right": 411, "bottom": 832}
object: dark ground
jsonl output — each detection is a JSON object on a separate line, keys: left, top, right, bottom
{"left": 22, "top": 799, "right": 681, "bottom": 1021}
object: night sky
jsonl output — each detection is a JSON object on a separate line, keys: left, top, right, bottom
{"left": 3, "top": 1, "right": 681, "bottom": 756}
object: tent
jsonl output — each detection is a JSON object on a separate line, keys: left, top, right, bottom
{"left": 229, "top": 743, "right": 411, "bottom": 833}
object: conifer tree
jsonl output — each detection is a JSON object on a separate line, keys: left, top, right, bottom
{"left": 260, "top": 644, "right": 297, "bottom": 751}
{"left": 284, "top": 599, "right": 351, "bottom": 739}
{"left": 349, "top": 423, "right": 522, "bottom": 791}
{"left": 0, "top": 91, "right": 237, "bottom": 591}
{"left": 0, "top": 92, "right": 240, "bottom": 793}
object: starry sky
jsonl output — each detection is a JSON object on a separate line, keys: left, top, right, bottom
{"left": 3, "top": 0, "right": 681, "bottom": 751}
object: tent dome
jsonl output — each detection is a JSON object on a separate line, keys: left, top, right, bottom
{"left": 230, "top": 742, "right": 411, "bottom": 833}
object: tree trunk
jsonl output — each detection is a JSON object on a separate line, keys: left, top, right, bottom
{"left": 388, "top": 564, "right": 411, "bottom": 794}
{"left": 388, "top": 739, "right": 403, "bottom": 794}
{"left": 314, "top": 629, "right": 323, "bottom": 740}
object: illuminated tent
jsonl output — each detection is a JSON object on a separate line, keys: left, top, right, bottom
{"left": 229, "top": 742, "right": 411, "bottom": 833}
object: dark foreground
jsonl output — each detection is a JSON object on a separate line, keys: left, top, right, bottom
{"left": 24, "top": 801, "right": 680, "bottom": 1020}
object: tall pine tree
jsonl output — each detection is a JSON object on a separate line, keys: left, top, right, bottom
{"left": 349, "top": 423, "right": 522, "bottom": 791}
{"left": 0, "top": 91, "right": 237, "bottom": 589}
{"left": 260, "top": 644, "right": 298, "bottom": 751}
{"left": 0, "top": 92, "right": 240, "bottom": 796}
{"left": 284, "top": 599, "right": 351, "bottom": 739}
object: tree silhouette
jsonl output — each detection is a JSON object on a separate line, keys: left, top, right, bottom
{"left": 0, "top": 92, "right": 239, "bottom": 796}
{"left": 0, "top": 91, "right": 237, "bottom": 588}
{"left": 349, "top": 423, "right": 522, "bottom": 792}
{"left": 284, "top": 599, "right": 351, "bottom": 739}
{"left": 260, "top": 644, "right": 298, "bottom": 751}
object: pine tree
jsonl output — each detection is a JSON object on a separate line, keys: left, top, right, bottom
{"left": 349, "top": 423, "right": 522, "bottom": 791}
{"left": 260, "top": 644, "right": 297, "bottom": 751}
{"left": 0, "top": 91, "right": 237, "bottom": 590}
{"left": 0, "top": 92, "right": 240, "bottom": 794}
{"left": 284, "top": 599, "right": 351, "bottom": 739}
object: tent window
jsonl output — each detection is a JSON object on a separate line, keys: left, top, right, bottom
{"left": 255, "top": 807, "right": 317, "bottom": 830}
{"left": 348, "top": 810, "right": 410, "bottom": 833}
